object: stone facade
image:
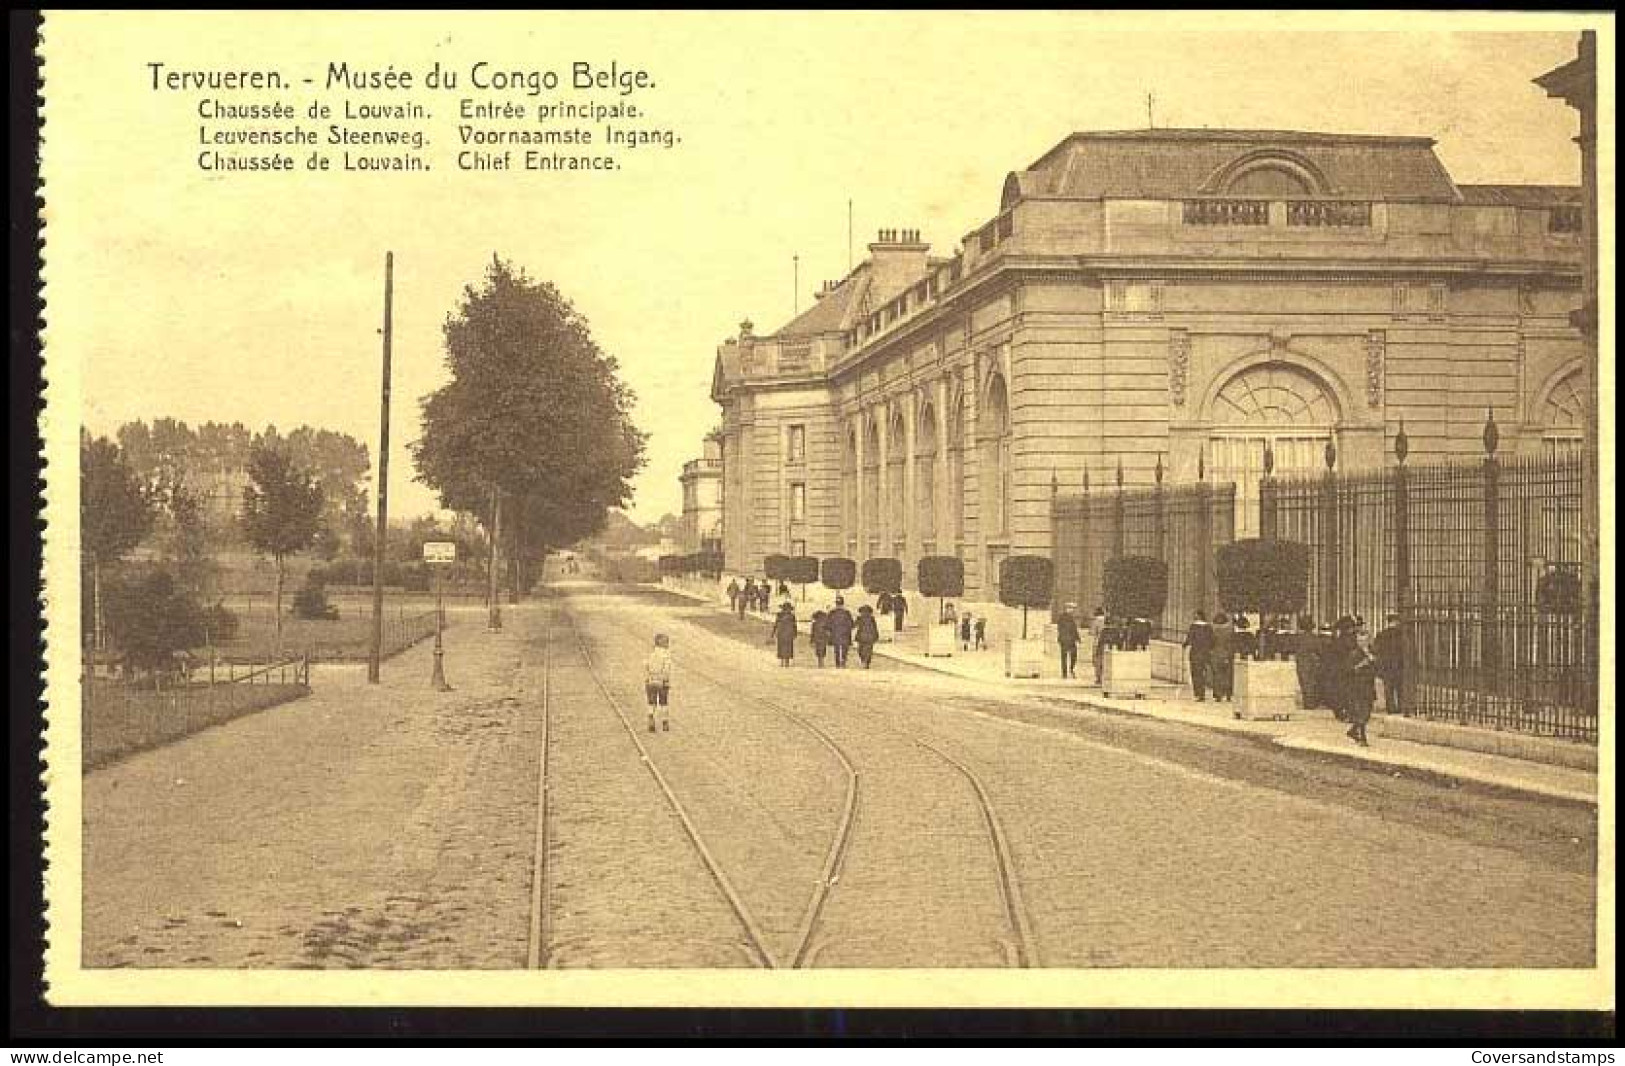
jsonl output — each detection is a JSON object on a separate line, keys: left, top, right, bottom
{"left": 710, "top": 129, "right": 1587, "bottom": 599}
{"left": 677, "top": 433, "right": 724, "bottom": 553}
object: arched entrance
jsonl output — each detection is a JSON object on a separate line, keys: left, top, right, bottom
{"left": 842, "top": 426, "right": 859, "bottom": 555}
{"left": 863, "top": 416, "right": 881, "bottom": 559}
{"left": 888, "top": 407, "right": 908, "bottom": 558}
{"left": 1207, "top": 361, "right": 1339, "bottom": 535}
{"left": 979, "top": 371, "right": 1013, "bottom": 595}
{"left": 915, "top": 399, "right": 938, "bottom": 556}
{"left": 1539, "top": 367, "right": 1586, "bottom": 459}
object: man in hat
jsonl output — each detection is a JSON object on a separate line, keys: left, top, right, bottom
{"left": 1372, "top": 611, "right": 1405, "bottom": 715}
{"left": 826, "top": 595, "right": 854, "bottom": 668}
{"left": 1056, "top": 603, "right": 1082, "bottom": 679}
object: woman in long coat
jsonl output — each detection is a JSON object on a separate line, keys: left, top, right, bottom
{"left": 769, "top": 603, "right": 799, "bottom": 667}
{"left": 1338, "top": 619, "right": 1377, "bottom": 746}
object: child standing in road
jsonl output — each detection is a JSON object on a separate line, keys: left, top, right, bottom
{"left": 645, "top": 633, "right": 674, "bottom": 733}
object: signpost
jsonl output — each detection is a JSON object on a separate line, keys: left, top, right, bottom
{"left": 424, "top": 541, "right": 456, "bottom": 691}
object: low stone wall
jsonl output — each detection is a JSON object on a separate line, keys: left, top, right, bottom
{"left": 1379, "top": 714, "right": 1597, "bottom": 771}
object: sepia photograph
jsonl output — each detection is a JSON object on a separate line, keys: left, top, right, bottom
{"left": 32, "top": 10, "right": 1613, "bottom": 1014}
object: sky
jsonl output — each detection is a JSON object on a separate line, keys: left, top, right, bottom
{"left": 46, "top": 12, "right": 1597, "bottom": 525}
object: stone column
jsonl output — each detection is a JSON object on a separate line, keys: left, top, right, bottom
{"left": 854, "top": 411, "right": 867, "bottom": 561}
{"left": 934, "top": 377, "right": 951, "bottom": 557}
{"left": 902, "top": 397, "right": 917, "bottom": 567}
{"left": 877, "top": 404, "right": 892, "bottom": 556}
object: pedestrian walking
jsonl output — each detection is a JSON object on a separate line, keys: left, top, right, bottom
{"left": 1293, "top": 614, "right": 1320, "bottom": 709}
{"left": 1337, "top": 616, "right": 1376, "bottom": 746}
{"left": 1211, "top": 612, "right": 1235, "bottom": 702}
{"left": 1056, "top": 603, "right": 1081, "bottom": 678}
{"left": 644, "top": 633, "right": 674, "bottom": 733}
{"left": 768, "top": 602, "right": 798, "bottom": 667}
{"left": 1373, "top": 611, "right": 1405, "bottom": 715}
{"left": 959, "top": 612, "right": 973, "bottom": 650}
{"left": 738, "top": 578, "right": 754, "bottom": 619}
{"left": 776, "top": 580, "right": 790, "bottom": 601}
{"left": 810, "top": 610, "right": 830, "bottom": 667}
{"left": 1315, "top": 621, "right": 1343, "bottom": 720}
{"left": 727, "top": 578, "right": 741, "bottom": 614}
{"left": 942, "top": 600, "right": 958, "bottom": 627}
{"left": 827, "top": 596, "right": 855, "bottom": 668}
{"left": 855, "top": 604, "right": 880, "bottom": 668}
{"left": 1186, "top": 610, "right": 1214, "bottom": 701}
{"left": 1090, "top": 606, "right": 1108, "bottom": 684}
{"left": 973, "top": 615, "right": 987, "bottom": 650}
{"left": 891, "top": 591, "right": 908, "bottom": 634}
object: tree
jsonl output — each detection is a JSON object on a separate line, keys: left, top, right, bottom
{"left": 412, "top": 256, "right": 647, "bottom": 624}
{"left": 999, "top": 555, "right": 1055, "bottom": 639}
{"left": 785, "top": 556, "right": 820, "bottom": 601}
{"left": 861, "top": 558, "right": 902, "bottom": 596}
{"left": 102, "top": 569, "right": 206, "bottom": 686}
{"left": 821, "top": 557, "right": 857, "bottom": 592}
{"left": 240, "top": 441, "right": 325, "bottom": 649}
{"left": 81, "top": 435, "right": 156, "bottom": 653}
{"left": 917, "top": 555, "right": 965, "bottom": 621}
{"left": 1103, "top": 556, "right": 1169, "bottom": 621}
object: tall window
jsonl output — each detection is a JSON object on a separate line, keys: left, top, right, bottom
{"left": 979, "top": 371, "right": 1012, "bottom": 538}
{"left": 864, "top": 418, "right": 881, "bottom": 556}
{"left": 1207, "top": 362, "right": 1338, "bottom": 536}
{"left": 915, "top": 401, "right": 937, "bottom": 552}
{"left": 842, "top": 427, "right": 858, "bottom": 553}
{"left": 947, "top": 391, "right": 966, "bottom": 550}
{"left": 789, "top": 481, "right": 806, "bottom": 522}
{"left": 1541, "top": 369, "right": 1586, "bottom": 459}
{"left": 787, "top": 424, "right": 806, "bottom": 464}
{"left": 888, "top": 408, "right": 908, "bottom": 552}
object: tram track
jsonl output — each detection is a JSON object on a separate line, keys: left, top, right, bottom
{"left": 583, "top": 595, "right": 1037, "bottom": 968}
{"left": 543, "top": 601, "right": 777, "bottom": 969}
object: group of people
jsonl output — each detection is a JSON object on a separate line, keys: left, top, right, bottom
{"left": 1052, "top": 605, "right": 1154, "bottom": 682}
{"left": 936, "top": 602, "right": 988, "bottom": 651}
{"left": 774, "top": 597, "right": 882, "bottom": 669}
{"left": 1183, "top": 610, "right": 1404, "bottom": 746}
{"left": 726, "top": 577, "right": 789, "bottom": 618}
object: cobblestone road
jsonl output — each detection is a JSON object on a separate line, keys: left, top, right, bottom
{"left": 82, "top": 583, "right": 1596, "bottom": 970}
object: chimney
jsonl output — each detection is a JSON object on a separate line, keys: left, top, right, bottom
{"left": 866, "top": 226, "right": 930, "bottom": 304}
{"left": 739, "top": 318, "right": 754, "bottom": 339}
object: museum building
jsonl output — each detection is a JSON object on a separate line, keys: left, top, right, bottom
{"left": 709, "top": 128, "right": 1587, "bottom": 600}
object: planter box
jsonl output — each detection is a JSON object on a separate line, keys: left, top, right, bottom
{"left": 925, "top": 623, "right": 957, "bottom": 658}
{"left": 1004, "top": 636, "right": 1045, "bottom": 679}
{"left": 1150, "top": 639, "right": 1188, "bottom": 684}
{"left": 1234, "top": 659, "right": 1299, "bottom": 720}
{"left": 1102, "top": 648, "right": 1152, "bottom": 698}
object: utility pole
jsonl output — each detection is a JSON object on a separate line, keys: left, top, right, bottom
{"left": 1146, "top": 92, "right": 1155, "bottom": 129}
{"left": 793, "top": 254, "right": 800, "bottom": 317}
{"left": 487, "top": 485, "right": 503, "bottom": 631}
{"left": 367, "top": 251, "right": 394, "bottom": 684}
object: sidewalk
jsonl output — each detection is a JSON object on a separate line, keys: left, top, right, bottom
{"left": 657, "top": 583, "right": 1598, "bottom": 807}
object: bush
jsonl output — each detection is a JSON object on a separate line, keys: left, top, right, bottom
{"left": 861, "top": 557, "right": 902, "bottom": 595}
{"left": 763, "top": 554, "right": 791, "bottom": 582}
{"left": 1000, "top": 555, "right": 1054, "bottom": 639}
{"left": 785, "top": 556, "right": 820, "bottom": 587}
{"left": 821, "top": 557, "right": 857, "bottom": 591}
{"left": 103, "top": 569, "right": 207, "bottom": 679}
{"left": 658, "top": 554, "right": 681, "bottom": 576}
{"left": 1103, "top": 555, "right": 1169, "bottom": 620}
{"left": 1216, "top": 539, "right": 1310, "bottom": 615}
{"left": 292, "top": 578, "right": 340, "bottom": 621}
{"left": 917, "top": 556, "right": 965, "bottom": 601}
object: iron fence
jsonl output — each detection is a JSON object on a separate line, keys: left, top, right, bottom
{"left": 84, "top": 656, "right": 311, "bottom": 768}
{"left": 1052, "top": 427, "right": 1596, "bottom": 741}
{"left": 1053, "top": 472, "right": 1236, "bottom": 642}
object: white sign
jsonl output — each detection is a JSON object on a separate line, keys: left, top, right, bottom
{"left": 422, "top": 541, "right": 457, "bottom": 564}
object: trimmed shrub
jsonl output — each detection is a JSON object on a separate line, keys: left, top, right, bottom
{"left": 861, "top": 557, "right": 902, "bottom": 596}
{"left": 1216, "top": 538, "right": 1310, "bottom": 615}
{"left": 1103, "top": 555, "right": 1169, "bottom": 620}
{"left": 999, "top": 555, "right": 1055, "bottom": 639}
{"left": 821, "top": 557, "right": 857, "bottom": 591}
{"left": 763, "top": 554, "right": 791, "bottom": 582}
{"left": 785, "top": 556, "right": 819, "bottom": 586}
{"left": 917, "top": 555, "right": 965, "bottom": 600}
